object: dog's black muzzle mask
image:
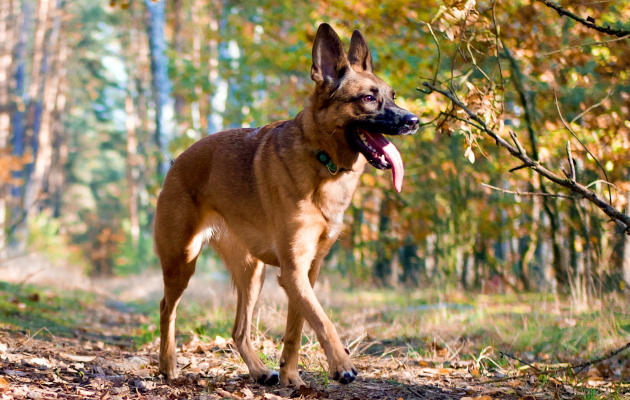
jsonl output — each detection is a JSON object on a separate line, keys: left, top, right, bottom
{"left": 345, "top": 106, "right": 419, "bottom": 170}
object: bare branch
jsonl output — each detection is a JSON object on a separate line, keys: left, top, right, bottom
{"left": 491, "top": 0, "right": 505, "bottom": 116}
{"left": 535, "top": 0, "right": 630, "bottom": 37}
{"left": 570, "top": 87, "right": 613, "bottom": 124}
{"left": 421, "top": 81, "right": 630, "bottom": 234}
{"left": 485, "top": 341, "right": 630, "bottom": 383}
{"left": 554, "top": 91, "right": 612, "bottom": 204}
{"left": 509, "top": 130, "right": 526, "bottom": 156}
{"left": 482, "top": 183, "right": 576, "bottom": 199}
{"left": 538, "top": 34, "right": 630, "bottom": 57}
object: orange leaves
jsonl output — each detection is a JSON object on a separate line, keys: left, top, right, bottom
{"left": 0, "top": 148, "right": 30, "bottom": 187}
{"left": 433, "top": 0, "right": 479, "bottom": 41}
{"left": 460, "top": 396, "right": 493, "bottom": 400}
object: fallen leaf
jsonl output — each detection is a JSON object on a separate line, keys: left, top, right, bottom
{"left": 0, "top": 377, "right": 8, "bottom": 392}
{"left": 29, "top": 358, "right": 50, "bottom": 367}
{"left": 278, "top": 387, "right": 293, "bottom": 397}
{"left": 60, "top": 353, "right": 97, "bottom": 362}
{"left": 295, "top": 385, "right": 313, "bottom": 396}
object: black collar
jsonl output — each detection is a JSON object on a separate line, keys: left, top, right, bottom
{"left": 314, "top": 150, "right": 349, "bottom": 175}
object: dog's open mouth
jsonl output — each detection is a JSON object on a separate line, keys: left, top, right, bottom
{"left": 350, "top": 128, "right": 404, "bottom": 193}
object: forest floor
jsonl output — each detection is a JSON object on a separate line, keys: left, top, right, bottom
{"left": 1, "top": 274, "right": 630, "bottom": 400}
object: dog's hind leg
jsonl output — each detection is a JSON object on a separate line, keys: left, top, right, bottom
{"left": 213, "top": 236, "right": 279, "bottom": 386}
{"left": 155, "top": 196, "right": 204, "bottom": 380}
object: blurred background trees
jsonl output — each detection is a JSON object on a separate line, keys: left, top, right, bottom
{"left": 0, "top": 0, "right": 628, "bottom": 300}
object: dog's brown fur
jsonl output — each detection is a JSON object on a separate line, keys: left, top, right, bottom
{"left": 155, "top": 24, "right": 417, "bottom": 386}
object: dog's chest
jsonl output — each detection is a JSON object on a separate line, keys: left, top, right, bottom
{"left": 314, "top": 174, "right": 359, "bottom": 239}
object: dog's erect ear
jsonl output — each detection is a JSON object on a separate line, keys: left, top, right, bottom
{"left": 311, "top": 23, "right": 349, "bottom": 87}
{"left": 348, "top": 30, "right": 373, "bottom": 73}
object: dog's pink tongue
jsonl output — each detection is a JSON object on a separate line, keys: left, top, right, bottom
{"left": 382, "top": 142, "right": 404, "bottom": 193}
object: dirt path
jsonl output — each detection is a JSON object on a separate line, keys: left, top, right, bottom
{"left": 0, "top": 330, "right": 504, "bottom": 400}
{"left": 0, "top": 295, "right": 588, "bottom": 400}
{"left": 0, "top": 268, "right": 626, "bottom": 399}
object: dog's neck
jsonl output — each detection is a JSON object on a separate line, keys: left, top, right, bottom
{"left": 294, "top": 104, "right": 366, "bottom": 174}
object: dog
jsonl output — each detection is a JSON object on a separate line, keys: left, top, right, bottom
{"left": 154, "top": 23, "right": 419, "bottom": 386}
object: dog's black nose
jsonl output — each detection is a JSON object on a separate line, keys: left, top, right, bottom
{"left": 403, "top": 114, "right": 419, "bottom": 132}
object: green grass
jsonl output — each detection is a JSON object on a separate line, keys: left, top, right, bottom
{"left": 0, "top": 280, "right": 95, "bottom": 336}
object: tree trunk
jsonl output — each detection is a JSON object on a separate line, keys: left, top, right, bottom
{"left": 623, "top": 168, "right": 630, "bottom": 286}
{"left": 24, "top": 0, "right": 50, "bottom": 188}
{"left": 124, "top": 18, "right": 141, "bottom": 244}
{"left": 190, "top": 0, "right": 206, "bottom": 137}
{"left": 47, "top": 29, "right": 68, "bottom": 219}
{"left": 171, "top": 0, "right": 187, "bottom": 136}
{"left": 145, "top": 0, "right": 174, "bottom": 179}
{"left": 0, "top": 0, "right": 15, "bottom": 259}
{"left": 26, "top": 0, "right": 64, "bottom": 219}
{"left": 206, "top": 0, "right": 221, "bottom": 134}
{"left": 8, "top": 0, "right": 29, "bottom": 249}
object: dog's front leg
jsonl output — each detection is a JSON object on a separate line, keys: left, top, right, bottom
{"left": 278, "top": 261, "right": 321, "bottom": 387}
{"left": 277, "top": 227, "right": 357, "bottom": 384}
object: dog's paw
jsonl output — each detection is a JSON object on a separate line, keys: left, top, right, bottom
{"left": 254, "top": 370, "right": 280, "bottom": 386}
{"left": 330, "top": 359, "right": 358, "bottom": 384}
{"left": 159, "top": 364, "right": 179, "bottom": 380}
{"left": 279, "top": 369, "right": 305, "bottom": 387}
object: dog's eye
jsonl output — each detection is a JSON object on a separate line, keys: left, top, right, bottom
{"left": 392, "top": 92, "right": 396, "bottom": 99}
{"left": 363, "top": 95, "right": 376, "bottom": 102}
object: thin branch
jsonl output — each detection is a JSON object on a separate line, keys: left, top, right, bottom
{"left": 491, "top": 0, "right": 505, "bottom": 116}
{"left": 586, "top": 179, "right": 617, "bottom": 190}
{"left": 509, "top": 130, "right": 526, "bottom": 156}
{"left": 566, "top": 141, "right": 576, "bottom": 182}
{"left": 509, "top": 164, "right": 529, "bottom": 173}
{"left": 535, "top": 0, "right": 630, "bottom": 37}
{"left": 554, "top": 91, "right": 612, "bottom": 204}
{"left": 485, "top": 341, "right": 630, "bottom": 383}
{"left": 538, "top": 34, "right": 630, "bottom": 57}
{"left": 482, "top": 183, "right": 576, "bottom": 199}
{"left": 570, "top": 87, "right": 613, "bottom": 124}
{"left": 424, "top": 22, "right": 441, "bottom": 88}
{"left": 422, "top": 81, "right": 630, "bottom": 234}
{"left": 499, "top": 351, "right": 541, "bottom": 372}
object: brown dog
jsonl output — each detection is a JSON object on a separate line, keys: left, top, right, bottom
{"left": 154, "top": 23, "right": 418, "bottom": 386}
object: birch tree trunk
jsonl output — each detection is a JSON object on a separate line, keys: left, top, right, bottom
{"left": 26, "top": 0, "right": 64, "bottom": 219}
{"left": 0, "top": 0, "right": 15, "bottom": 258}
{"left": 47, "top": 24, "right": 68, "bottom": 218}
{"left": 190, "top": 0, "right": 206, "bottom": 137}
{"left": 125, "top": 16, "right": 141, "bottom": 244}
{"left": 145, "top": 0, "right": 174, "bottom": 179}
{"left": 8, "top": 0, "right": 29, "bottom": 249}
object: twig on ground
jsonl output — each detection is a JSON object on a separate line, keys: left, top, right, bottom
{"left": 499, "top": 351, "right": 541, "bottom": 372}
{"left": 420, "top": 81, "right": 630, "bottom": 234}
{"left": 535, "top": 0, "right": 630, "bottom": 37}
{"left": 485, "top": 341, "right": 630, "bottom": 383}
{"left": 482, "top": 183, "right": 576, "bottom": 199}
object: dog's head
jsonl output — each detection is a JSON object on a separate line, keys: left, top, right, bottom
{"left": 308, "top": 23, "right": 419, "bottom": 192}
